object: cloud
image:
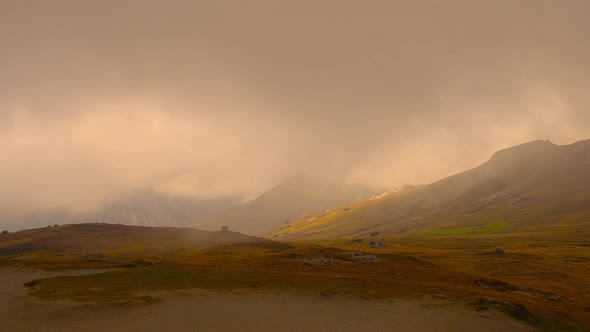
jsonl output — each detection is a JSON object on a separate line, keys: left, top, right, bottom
{"left": 0, "top": 0, "right": 589, "bottom": 223}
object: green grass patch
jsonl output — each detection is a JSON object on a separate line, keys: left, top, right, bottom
{"left": 26, "top": 266, "right": 281, "bottom": 303}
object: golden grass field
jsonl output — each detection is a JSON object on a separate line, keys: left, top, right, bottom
{"left": 1, "top": 223, "right": 589, "bottom": 331}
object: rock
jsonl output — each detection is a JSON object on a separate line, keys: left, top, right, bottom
{"left": 295, "top": 255, "right": 345, "bottom": 265}
{"left": 342, "top": 251, "right": 380, "bottom": 262}
{"left": 480, "top": 248, "right": 506, "bottom": 256}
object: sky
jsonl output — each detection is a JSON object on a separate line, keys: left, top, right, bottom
{"left": 1, "top": 0, "right": 589, "bottom": 220}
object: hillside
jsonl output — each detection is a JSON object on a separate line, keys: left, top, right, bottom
{"left": 0, "top": 223, "right": 257, "bottom": 259}
{"left": 268, "top": 139, "right": 590, "bottom": 240}
{"left": 197, "top": 175, "right": 374, "bottom": 235}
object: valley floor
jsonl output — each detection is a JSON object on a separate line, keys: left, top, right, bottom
{"left": 0, "top": 267, "right": 530, "bottom": 332}
{"left": 2, "top": 224, "right": 589, "bottom": 331}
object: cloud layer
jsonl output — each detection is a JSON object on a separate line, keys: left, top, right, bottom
{"left": 1, "top": 0, "right": 589, "bottom": 221}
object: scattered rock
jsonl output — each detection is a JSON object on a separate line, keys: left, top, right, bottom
{"left": 369, "top": 241, "right": 386, "bottom": 248}
{"left": 480, "top": 248, "right": 506, "bottom": 256}
{"left": 295, "top": 255, "right": 346, "bottom": 265}
{"left": 342, "top": 251, "right": 380, "bottom": 262}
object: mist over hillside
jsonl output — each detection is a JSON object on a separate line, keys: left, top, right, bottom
{"left": 197, "top": 175, "right": 376, "bottom": 234}
{"left": 270, "top": 139, "right": 590, "bottom": 239}
{"left": 1, "top": 176, "right": 374, "bottom": 234}
{"left": 93, "top": 189, "right": 240, "bottom": 227}
{"left": 0, "top": 190, "right": 240, "bottom": 232}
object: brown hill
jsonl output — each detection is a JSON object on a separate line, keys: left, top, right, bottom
{"left": 0, "top": 223, "right": 258, "bottom": 257}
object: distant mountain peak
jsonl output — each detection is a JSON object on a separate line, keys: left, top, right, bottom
{"left": 489, "top": 139, "right": 556, "bottom": 162}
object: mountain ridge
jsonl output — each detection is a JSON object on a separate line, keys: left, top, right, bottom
{"left": 268, "top": 139, "right": 590, "bottom": 240}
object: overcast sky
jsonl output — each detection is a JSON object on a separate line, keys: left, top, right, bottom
{"left": 1, "top": 0, "right": 589, "bottom": 216}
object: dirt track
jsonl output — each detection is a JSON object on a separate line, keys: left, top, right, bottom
{"left": 0, "top": 267, "right": 531, "bottom": 332}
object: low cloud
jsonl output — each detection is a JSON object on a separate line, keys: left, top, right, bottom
{"left": 1, "top": 0, "right": 589, "bottom": 226}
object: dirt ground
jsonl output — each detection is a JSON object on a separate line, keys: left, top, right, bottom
{"left": 0, "top": 267, "right": 532, "bottom": 332}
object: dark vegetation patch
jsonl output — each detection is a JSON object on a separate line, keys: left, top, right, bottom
{"left": 472, "top": 297, "right": 574, "bottom": 332}
{"left": 472, "top": 297, "right": 536, "bottom": 323}
{"left": 120, "top": 260, "right": 153, "bottom": 268}
{"left": 474, "top": 279, "right": 518, "bottom": 292}
{"left": 23, "top": 279, "right": 43, "bottom": 288}
{"left": 0, "top": 242, "right": 35, "bottom": 256}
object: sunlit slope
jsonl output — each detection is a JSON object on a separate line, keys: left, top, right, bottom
{"left": 198, "top": 175, "right": 372, "bottom": 235}
{"left": 269, "top": 139, "right": 590, "bottom": 240}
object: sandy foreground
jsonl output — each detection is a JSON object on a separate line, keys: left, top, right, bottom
{"left": 0, "top": 267, "right": 531, "bottom": 332}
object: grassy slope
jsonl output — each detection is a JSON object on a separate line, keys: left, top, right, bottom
{"left": 268, "top": 139, "right": 590, "bottom": 240}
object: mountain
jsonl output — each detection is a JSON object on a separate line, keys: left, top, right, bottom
{"left": 91, "top": 189, "right": 240, "bottom": 227}
{"left": 268, "top": 139, "right": 590, "bottom": 240}
{"left": 197, "top": 175, "right": 374, "bottom": 235}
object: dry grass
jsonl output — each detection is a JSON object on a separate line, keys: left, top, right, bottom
{"left": 2, "top": 223, "right": 589, "bottom": 331}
